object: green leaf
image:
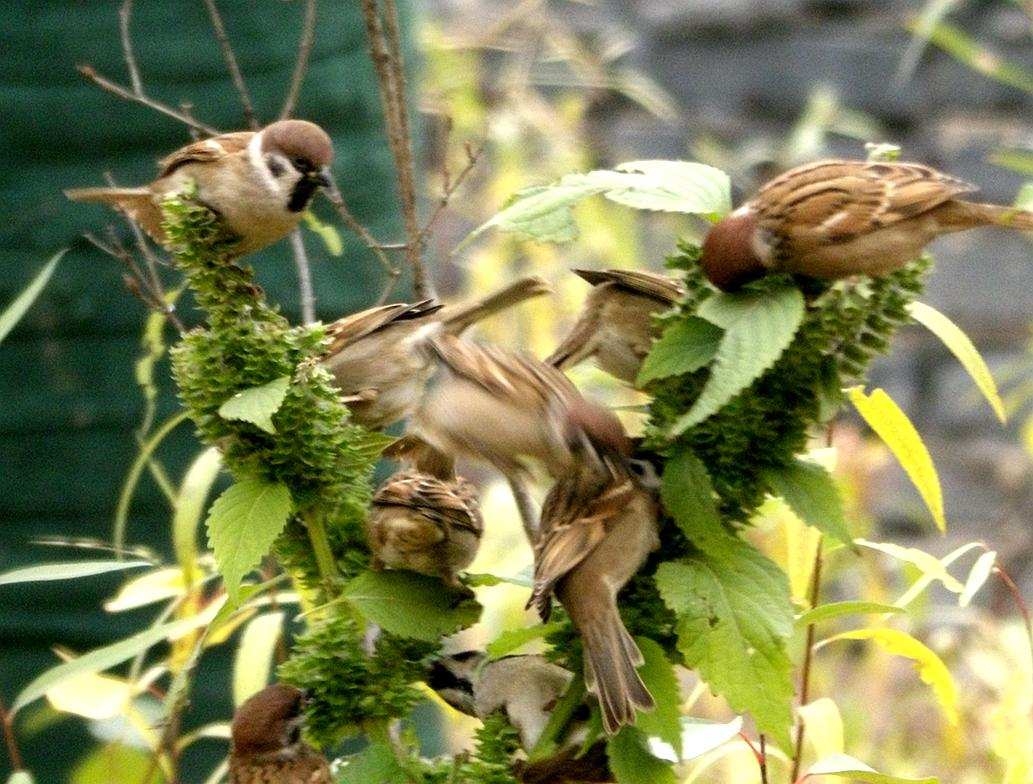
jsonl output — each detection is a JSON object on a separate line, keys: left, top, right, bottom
{"left": 7, "top": 773, "right": 34, "bottom": 784}
{"left": 0, "top": 250, "right": 64, "bottom": 344}
{"left": 633, "top": 638, "right": 682, "bottom": 757}
{"left": 217, "top": 376, "right": 291, "bottom": 434}
{"left": 466, "top": 179, "right": 600, "bottom": 245}
{"left": 232, "top": 612, "right": 284, "bottom": 706}
{"left": 0, "top": 561, "right": 151, "bottom": 586}
{"left": 337, "top": 743, "right": 409, "bottom": 784}
{"left": 655, "top": 542, "right": 795, "bottom": 748}
{"left": 907, "top": 301, "right": 1006, "bottom": 423}
{"left": 637, "top": 317, "right": 722, "bottom": 387}
{"left": 71, "top": 743, "right": 166, "bottom": 784}
{"left": 679, "top": 716, "right": 743, "bottom": 762}
{"left": 1014, "top": 182, "right": 1033, "bottom": 210}
{"left": 302, "top": 210, "right": 343, "bottom": 255}
{"left": 659, "top": 450, "right": 722, "bottom": 548}
{"left": 672, "top": 285, "right": 805, "bottom": 434}
{"left": 796, "top": 601, "right": 907, "bottom": 627}
{"left": 341, "top": 570, "right": 481, "bottom": 641}
{"left": 12, "top": 602, "right": 221, "bottom": 713}
{"left": 804, "top": 753, "right": 939, "bottom": 783}
{"left": 848, "top": 387, "right": 945, "bottom": 532}
{"left": 607, "top": 727, "right": 678, "bottom": 784}
{"left": 761, "top": 458, "right": 852, "bottom": 545}
{"left": 173, "top": 447, "right": 222, "bottom": 585}
{"left": 959, "top": 550, "right": 996, "bottom": 607}
{"left": 824, "top": 628, "right": 958, "bottom": 725}
{"left": 487, "top": 622, "right": 564, "bottom": 660}
{"left": 604, "top": 160, "right": 732, "bottom": 219}
{"left": 206, "top": 479, "right": 293, "bottom": 599}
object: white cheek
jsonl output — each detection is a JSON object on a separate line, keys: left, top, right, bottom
{"left": 247, "top": 132, "right": 285, "bottom": 195}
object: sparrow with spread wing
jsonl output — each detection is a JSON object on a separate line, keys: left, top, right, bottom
{"left": 528, "top": 455, "right": 659, "bottom": 735}
{"left": 367, "top": 469, "right": 483, "bottom": 588}
{"left": 229, "top": 684, "right": 331, "bottom": 784}
{"left": 66, "top": 120, "right": 334, "bottom": 257}
{"left": 701, "top": 158, "right": 1033, "bottom": 290}
{"left": 321, "top": 276, "right": 550, "bottom": 430}
{"left": 546, "top": 268, "right": 684, "bottom": 384}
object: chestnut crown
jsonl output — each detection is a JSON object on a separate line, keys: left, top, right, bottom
{"left": 699, "top": 209, "right": 767, "bottom": 292}
{"left": 261, "top": 120, "right": 334, "bottom": 172}
{"left": 231, "top": 683, "right": 305, "bottom": 754}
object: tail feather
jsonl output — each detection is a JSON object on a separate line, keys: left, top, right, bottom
{"left": 440, "top": 275, "right": 551, "bottom": 335}
{"left": 940, "top": 200, "right": 1033, "bottom": 232}
{"left": 582, "top": 615, "right": 654, "bottom": 734}
{"left": 65, "top": 187, "right": 166, "bottom": 244}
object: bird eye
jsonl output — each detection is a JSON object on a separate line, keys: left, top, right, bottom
{"left": 291, "top": 157, "right": 309, "bottom": 171}
{"left": 266, "top": 157, "right": 285, "bottom": 177}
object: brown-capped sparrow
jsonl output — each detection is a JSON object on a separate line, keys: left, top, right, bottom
{"left": 410, "top": 333, "right": 631, "bottom": 481}
{"left": 528, "top": 454, "right": 659, "bottom": 735}
{"left": 321, "top": 276, "right": 550, "bottom": 430}
{"left": 701, "top": 158, "right": 1033, "bottom": 290}
{"left": 66, "top": 120, "right": 333, "bottom": 257}
{"left": 546, "top": 268, "right": 684, "bottom": 384}
{"left": 428, "top": 652, "right": 611, "bottom": 783}
{"left": 229, "top": 684, "right": 331, "bottom": 784}
{"left": 367, "top": 468, "right": 483, "bottom": 589}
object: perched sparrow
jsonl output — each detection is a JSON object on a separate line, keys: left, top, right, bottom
{"left": 546, "top": 269, "right": 684, "bottom": 384}
{"left": 429, "top": 652, "right": 611, "bottom": 783}
{"left": 367, "top": 469, "right": 483, "bottom": 588}
{"left": 66, "top": 120, "right": 333, "bottom": 257}
{"left": 411, "top": 334, "right": 631, "bottom": 480}
{"left": 701, "top": 158, "right": 1033, "bottom": 290}
{"left": 528, "top": 456, "right": 659, "bottom": 735}
{"left": 229, "top": 683, "right": 331, "bottom": 784}
{"left": 321, "top": 276, "right": 550, "bottom": 430}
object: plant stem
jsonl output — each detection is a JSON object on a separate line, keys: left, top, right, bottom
{"left": 759, "top": 734, "right": 769, "bottom": 784}
{"left": 289, "top": 229, "right": 316, "bottom": 324}
{"left": 0, "top": 697, "right": 23, "bottom": 771}
{"left": 302, "top": 510, "right": 340, "bottom": 595}
{"left": 790, "top": 535, "right": 824, "bottom": 783}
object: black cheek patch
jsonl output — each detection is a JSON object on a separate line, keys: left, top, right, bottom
{"left": 288, "top": 179, "right": 319, "bottom": 213}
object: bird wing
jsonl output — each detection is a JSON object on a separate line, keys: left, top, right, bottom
{"left": 373, "top": 471, "right": 483, "bottom": 536}
{"left": 322, "top": 300, "right": 442, "bottom": 355}
{"left": 157, "top": 131, "right": 256, "bottom": 176}
{"left": 756, "top": 159, "right": 978, "bottom": 243}
{"left": 573, "top": 268, "right": 684, "bottom": 303}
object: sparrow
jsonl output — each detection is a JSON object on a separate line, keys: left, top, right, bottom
{"left": 321, "top": 276, "right": 550, "bottom": 430}
{"left": 700, "top": 158, "right": 1033, "bottom": 290}
{"left": 66, "top": 120, "right": 334, "bottom": 257}
{"left": 228, "top": 683, "right": 332, "bottom": 784}
{"left": 528, "top": 454, "right": 659, "bottom": 735}
{"left": 546, "top": 269, "right": 684, "bottom": 384}
{"left": 428, "top": 652, "right": 612, "bottom": 783}
{"left": 367, "top": 468, "right": 483, "bottom": 588}
{"left": 411, "top": 333, "right": 631, "bottom": 481}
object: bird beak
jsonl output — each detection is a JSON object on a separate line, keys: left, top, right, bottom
{"left": 311, "top": 168, "right": 332, "bottom": 188}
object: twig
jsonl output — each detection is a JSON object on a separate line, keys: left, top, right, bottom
{"left": 200, "top": 0, "right": 259, "bottom": 129}
{"left": 280, "top": 0, "right": 318, "bottom": 119}
{"left": 289, "top": 229, "right": 316, "bottom": 324}
{"left": 118, "top": 0, "right": 143, "bottom": 94}
{"left": 77, "top": 64, "right": 219, "bottom": 136}
{"left": 0, "top": 697, "right": 23, "bottom": 771}
{"left": 759, "top": 735, "right": 769, "bottom": 784}
{"left": 789, "top": 536, "right": 824, "bottom": 783}
{"left": 416, "top": 140, "right": 485, "bottom": 248}
{"left": 358, "top": 0, "right": 431, "bottom": 298}
{"left": 321, "top": 185, "right": 401, "bottom": 302}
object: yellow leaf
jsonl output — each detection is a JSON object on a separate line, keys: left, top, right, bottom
{"left": 856, "top": 540, "right": 964, "bottom": 594}
{"left": 826, "top": 628, "right": 959, "bottom": 725}
{"left": 751, "top": 496, "right": 821, "bottom": 603}
{"left": 798, "top": 697, "right": 844, "bottom": 762}
{"left": 232, "top": 612, "right": 284, "bottom": 706}
{"left": 104, "top": 568, "right": 186, "bottom": 613}
{"left": 959, "top": 550, "right": 996, "bottom": 608}
{"left": 848, "top": 387, "right": 945, "bottom": 532}
{"left": 907, "top": 301, "right": 1006, "bottom": 423}
{"left": 894, "top": 542, "right": 983, "bottom": 608}
{"left": 1022, "top": 415, "right": 1033, "bottom": 458}
{"left": 46, "top": 672, "right": 131, "bottom": 720}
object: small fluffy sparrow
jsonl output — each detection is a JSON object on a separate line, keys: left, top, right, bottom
{"left": 367, "top": 469, "right": 483, "bottom": 588}
{"left": 322, "top": 276, "right": 550, "bottom": 430}
{"left": 701, "top": 158, "right": 1033, "bottom": 290}
{"left": 66, "top": 120, "right": 333, "bottom": 256}
{"left": 546, "top": 269, "right": 684, "bottom": 384}
{"left": 411, "top": 334, "right": 631, "bottom": 480}
{"left": 229, "top": 683, "right": 332, "bottom": 784}
{"left": 529, "top": 456, "right": 659, "bottom": 735}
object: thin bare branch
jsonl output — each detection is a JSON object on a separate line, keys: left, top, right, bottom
{"left": 289, "top": 229, "right": 316, "bottom": 324}
{"left": 179, "top": 101, "right": 203, "bottom": 140}
{"left": 118, "top": 0, "right": 144, "bottom": 94}
{"left": 0, "top": 697, "right": 23, "bottom": 772}
{"left": 417, "top": 139, "right": 485, "bottom": 248}
{"left": 280, "top": 0, "right": 318, "bottom": 119}
{"left": 321, "top": 184, "right": 401, "bottom": 299}
{"left": 77, "top": 64, "right": 220, "bottom": 135}
{"left": 200, "top": 0, "right": 259, "bottom": 129}
{"left": 789, "top": 536, "right": 824, "bottom": 783}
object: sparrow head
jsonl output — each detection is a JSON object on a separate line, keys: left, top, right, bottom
{"left": 231, "top": 683, "right": 308, "bottom": 755}
{"left": 426, "top": 650, "right": 485, "bottom": 715}
{"left": 565, "top": 400, "right": 631, "bottom": 461}
{"left": 700, "top": 206, "right": 768, "bottom": 291}
{"left": 258, "top": 120, "right": 334, "bottom": 211}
